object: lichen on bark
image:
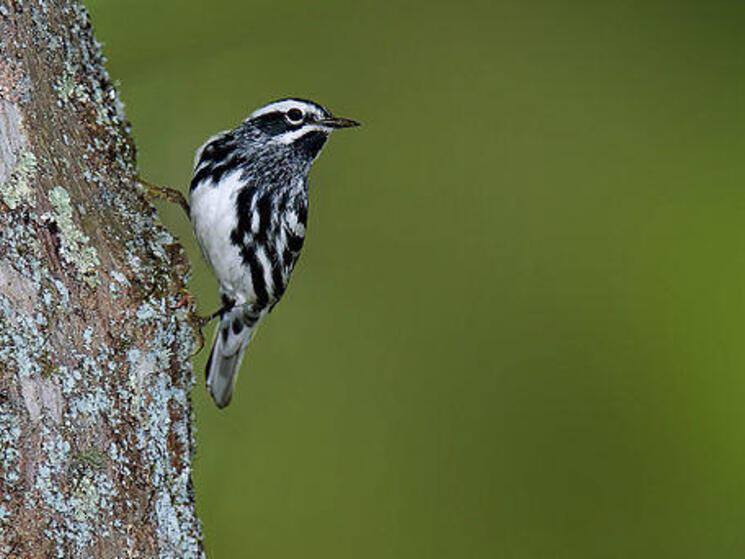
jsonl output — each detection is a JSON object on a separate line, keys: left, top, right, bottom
{"left": 0, "top": 1, "right": 203, "bottom": 557}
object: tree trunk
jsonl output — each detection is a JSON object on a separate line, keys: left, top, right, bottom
{"left": 0, "top": 2, "right": 203, "bottom": 557}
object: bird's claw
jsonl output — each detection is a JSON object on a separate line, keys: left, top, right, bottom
{"left": 190, "top": 325, "right": 206, "bottom": 357}
{"left": 189, "top": 311, "right": 219, "bottom": 357}
{"left": 137, "top": 176, "right": 191, "bottom": 217}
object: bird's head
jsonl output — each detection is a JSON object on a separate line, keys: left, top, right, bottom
{"left": 243, "top": 98, "right": 359, "bottom": 163}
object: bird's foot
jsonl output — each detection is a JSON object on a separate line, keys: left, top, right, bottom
{"left": 136, "top": 176, "right": 190, "bottom": 217}
{"left": 169, "top": 288, "right": 214, "bottom": 356}
{"left": 188, "top": 309, "right": 222, "bottom": 357}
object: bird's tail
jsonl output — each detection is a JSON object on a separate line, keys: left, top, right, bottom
{"left": 205, "top": 305, "right": 259, "bottom": 408}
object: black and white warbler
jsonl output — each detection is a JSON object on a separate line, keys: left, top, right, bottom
{"left": 179, "top": 98, "right": 359, "bottom": 408}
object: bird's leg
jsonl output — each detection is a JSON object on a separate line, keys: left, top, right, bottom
{"left": 194, "top": 307, "right": 223, "bottom": 329}
{"left": 136, "top": 176, "right": 190, "bottom": 217}
{"left": 189, "top": 313, "right": 211, "bottom": 357}
{"left": 166, "top": 286, "right": 216, "bottom": 356}
{"left": 189, "top": 307, "right": 228, "bottom": 356}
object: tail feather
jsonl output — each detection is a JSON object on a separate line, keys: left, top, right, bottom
{"left": 206, "top": 305, "right": 258, "bottom": 408}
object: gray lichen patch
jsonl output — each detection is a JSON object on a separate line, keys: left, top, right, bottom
{"left": 47, "top": 185, "right": 100, "bottom": 288}
{"left": 53, "top": 59, "right": 87, "bottom": 106}
{"left": 0, "top": 149, "right": 37, "bottom": 209}
{"left": 0, "top": 97, "right": 36, "bottom": 210}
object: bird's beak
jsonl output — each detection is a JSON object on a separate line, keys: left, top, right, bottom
{"left": 319, "top": 117, "right": 360, "bottom": 129}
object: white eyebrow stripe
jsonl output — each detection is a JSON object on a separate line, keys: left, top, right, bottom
{"left": 249, "top": 100, "right": 324, "bottom": 120}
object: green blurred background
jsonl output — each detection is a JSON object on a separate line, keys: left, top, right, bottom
{"left": 87, "top": 1, "right": 745, "bottom": 557}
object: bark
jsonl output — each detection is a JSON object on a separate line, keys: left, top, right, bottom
{"left": 0, "top": 2, "right": 203, "bottom": 557}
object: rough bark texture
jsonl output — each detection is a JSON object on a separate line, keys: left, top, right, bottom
{"left": 0, "top": 2, "right": 203, "bottom": 557}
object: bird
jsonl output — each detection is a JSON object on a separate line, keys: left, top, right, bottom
{"left": 188, "top": 98, "right": 359, "bottom": 408}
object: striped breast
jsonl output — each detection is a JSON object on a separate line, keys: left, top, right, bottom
{"left": 228, "top": 179, "right": 308, "bottom": 311}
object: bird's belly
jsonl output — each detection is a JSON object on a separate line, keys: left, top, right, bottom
{"left": 190, "top": 173, "right": 256, "bottom": 305}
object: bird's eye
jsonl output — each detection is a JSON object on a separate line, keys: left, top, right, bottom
{"left": 286, "top": 108, "right": 304, "bottom": 123}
